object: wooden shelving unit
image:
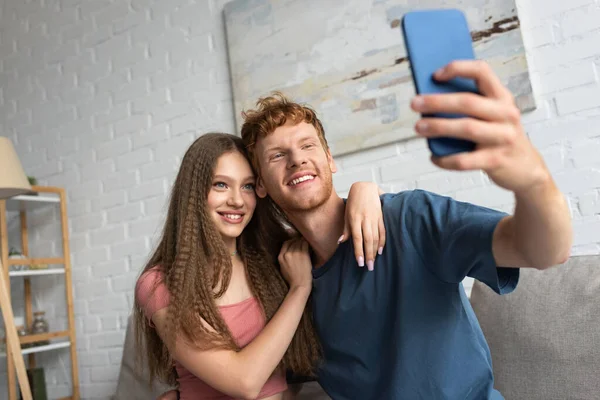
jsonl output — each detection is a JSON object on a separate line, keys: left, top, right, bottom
{"left": 0, "top": 186, "right": 79, "bottom": 400}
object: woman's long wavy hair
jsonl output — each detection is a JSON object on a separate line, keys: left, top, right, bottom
{"left": 133, "top": 133, "right": 321, "bottom": 387}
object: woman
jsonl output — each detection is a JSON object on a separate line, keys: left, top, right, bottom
{"left": 134, "top": 133, "right": 383, "bottom": 399}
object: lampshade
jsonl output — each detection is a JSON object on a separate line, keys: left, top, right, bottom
{"left": 0, "top": 137, "right": 33, "bottom": 199}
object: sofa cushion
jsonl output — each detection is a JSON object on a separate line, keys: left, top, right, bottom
{"left": 470, "top": 255, "right": 600, "bottom": 400}
{"left": 113, "top": 315, "right": 174, "bottom": 400}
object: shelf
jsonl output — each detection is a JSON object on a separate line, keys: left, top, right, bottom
{"left": 8, "top": 257, "right": 65, "bottom": 266}
{"left": 1, "top": 330, "right": 70, "bottom": 345}
{"left": 9, "top": 268, "right": 66, "bottom": 277}
{"left": 5, "top": 192, "right": 60, "bottom": 212}
{"left": 0, "top": 339, "right": 71, "bottom": 357}
{"left": 22, "top": 340, "right": 71, "bottom": 356}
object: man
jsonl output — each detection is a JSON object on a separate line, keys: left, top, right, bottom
{"left": 239, "top": 60, "right": 572, "bottom": 399}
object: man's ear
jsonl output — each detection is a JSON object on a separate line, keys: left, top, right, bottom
{"left": 327, "top": 149, "right": 337, "bottom": 174}
{"left": 256, "top": 177, "right": 267, "bottom": 198}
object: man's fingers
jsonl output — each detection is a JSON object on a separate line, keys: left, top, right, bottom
{"left": 411, "top": 92, "right": 516, "bottom": 123}
{"left": 434, "top": 60, "right": 513, "bottom": 102}
{"left": 431, "top": 147, "right": 503, "bottom": 171}
{"left": 415, "top": 118, "right": 517, "bottom": 146}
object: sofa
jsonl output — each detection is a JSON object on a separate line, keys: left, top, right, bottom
{"left": 470, "top": 254, "right": 600, "bottom": 400}
{"left": 114, "top": 255, "right": 600, "bottom": 399}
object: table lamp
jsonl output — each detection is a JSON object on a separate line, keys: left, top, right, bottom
{"left": 0, "top": 136, "right": 34, "bottom": 400}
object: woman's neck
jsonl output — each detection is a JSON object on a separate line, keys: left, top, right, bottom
{"left": 222, "top": 236, "right": 238, "bottom": 255}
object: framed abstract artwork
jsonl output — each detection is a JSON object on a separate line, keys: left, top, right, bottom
{"left": 224, "top": 0, "right": 535, "bottom": 156}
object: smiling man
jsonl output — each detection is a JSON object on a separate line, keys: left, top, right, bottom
{"left": 240, "top": 60, "right": 572, "bottom": 399}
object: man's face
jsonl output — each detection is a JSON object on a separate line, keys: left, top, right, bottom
{"left": 254, "top": 121, "right": 337, "bottom": 213}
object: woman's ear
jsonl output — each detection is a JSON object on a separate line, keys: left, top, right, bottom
{"left": 256, "top": 177, "right": 267, "bottom": 198}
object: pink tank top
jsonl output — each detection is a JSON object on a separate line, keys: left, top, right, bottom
{"left": 136, "top": 268, "right": 287, "bottom": 399}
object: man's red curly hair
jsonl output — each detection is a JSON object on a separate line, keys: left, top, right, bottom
{"left": 240, "top": 92, "right": 330, "bottom": 172}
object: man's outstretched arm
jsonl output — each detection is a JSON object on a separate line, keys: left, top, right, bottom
{"left": 493, "top": 178, "right": 571, "bottom": 269}
{"left": 411, "top": 60, "right": 572, "bottom": 270}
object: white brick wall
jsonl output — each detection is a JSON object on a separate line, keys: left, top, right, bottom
{"left": 1, "top": 0, "right": 599, "bottom": 398}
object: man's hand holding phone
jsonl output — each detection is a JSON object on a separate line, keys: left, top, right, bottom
{"left": 401, "top": 9, "right": 550, "bottom": 193}
{"left": 411, "top": 60, "right": 550, "bottom": 194}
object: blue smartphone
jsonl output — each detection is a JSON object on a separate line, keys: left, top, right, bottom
{"left": 401, "top": 9, "right": 478, "bottom": 157}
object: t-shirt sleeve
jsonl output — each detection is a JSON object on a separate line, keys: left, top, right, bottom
{"left": 403, "top": 190, "right": 519, "bottom": 294}
{"left": 135, "top": 268, "right": 171, "bottom": 324}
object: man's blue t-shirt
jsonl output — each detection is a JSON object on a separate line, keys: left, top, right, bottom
{"left": 311, "top": 190, "right": 519, "bottom": 399}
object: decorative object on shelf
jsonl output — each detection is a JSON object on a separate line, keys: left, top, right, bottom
{"left": 8, "top": 248, "right": 24, "bottom": 257}
{"left": 28, "top": 263, "right": 48, "bottom": 271}
{"left": 8, "top": 248, "right": 28, "bottom": 271}
{"left": 14, "top": 316, "right": 31, "bottom": 349}
{"left": 30, "top": 312, "right": 50, "bottom": 346}
{"left": 0, "top": 136, "right": 35, "bottom": 400}
{"left": 26, "top": 177, "right": 38, "bottom": 197}
{"left": 19, "top": 368, "right": 48, "bottom": 400}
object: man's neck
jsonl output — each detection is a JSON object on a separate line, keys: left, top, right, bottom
{"left": 286, "top": 194, "right": 345, "bottom": 268}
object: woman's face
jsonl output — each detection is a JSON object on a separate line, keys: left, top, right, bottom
{"left": 206, "top": 151, "right": 257, "bottom": 243}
